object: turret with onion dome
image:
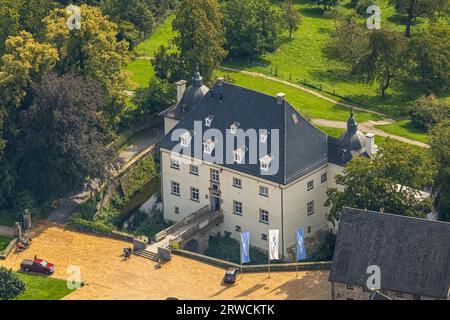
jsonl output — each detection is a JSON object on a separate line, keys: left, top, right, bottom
{"left": 338, "top": 109, "right": 369, "bottom": 163}
{"left": 159, "top": 66, "right": 210, "bottom": 133}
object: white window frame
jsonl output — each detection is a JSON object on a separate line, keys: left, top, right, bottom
{"left": 307, "top": 201, "right": 315, "bottom": 216}
{"left": 233, "top": 147, "right": 246, "bottom": 164}
{"left": 205, "top": 115, "right": 214, "bottom": 127}
{"left": 260, "top": 209, "right": 269, "bottom": 224}
{"left": 171, "top": 181, "right": 180, "bottom": 196}
{"left": 171, "top": 158, "right": 180, "bottom": 170}
{"left": 190, "top": 164, "right": 199, "bottom": 175}
{"left": 259, "top": 186, "right": 269, "bottom": 197}
{"left": 233, "top": 177, "right": 242, "bottom": 189}
{"left": 259, "top": 155, "right": 272, "bottom": 172}
{"left": 260, "top": 132, "right": 268, "bottom": 143}
{"left": 190, "top": 187, "right": 199, "bottom": 202}
{"left": 180, "top": 131, "right": 192, "bottom": 147}
{"left": 233, "top": 201, "right": 243, "bottom": 216}
{"left": 203, "top": 139, "right": 215, "bottom": 155}
{"left": 211, "top": 169, "right": 220, "bottom": 183}
{"left": 230, "top": 122, "right": 239, "bottom": 135}
{"left": 321, "top": 173, "right": 328, "bottom": 183}
{"left": 307, "top": 180, "right": 314, "bottom": 191}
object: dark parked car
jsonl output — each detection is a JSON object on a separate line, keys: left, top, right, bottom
{"left": 20, "top": 259, "right": 55, "bottom": 275}
{"left": 223, "top": 267, "right": 239, "bottom": 284}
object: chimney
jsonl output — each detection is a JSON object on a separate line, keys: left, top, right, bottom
{"left": 217, "top": 77, "right": 224, "bottom": 86}
{"left": 276, "top": 92, "right": 286, "bottom": 104}
{"left": 365, "top": 132, "right": 377, "bottom": 157}
{"left": 176, "top": 80, "right": 187, "bottom": 103}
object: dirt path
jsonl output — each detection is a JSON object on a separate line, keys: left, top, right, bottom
{"left": 220, "top": 66, "right": 387, "bottom": 117}
{"left": 312, "top": 119, "right": 429, "bottom": 148}
{"left": 47, "top": 122, "right": 164, "bottom": 224}
{"left": 0, "top": 222, "right": 330, "bottom": 300}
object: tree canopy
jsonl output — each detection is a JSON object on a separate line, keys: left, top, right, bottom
{"left": 14, "top": 73, "right": 114, "bottom": 200}
{"left": 326, "top": 138, "right": 435, "bottom": 224}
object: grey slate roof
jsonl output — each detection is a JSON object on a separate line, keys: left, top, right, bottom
{"left": 160, "top": 72, "right": 209, "bottom": 121}
{"left": 157, "top": 81, "right": 329, "bottom": 185}
{"left": 329, "top": 207, "right": 450, "bottom": 299}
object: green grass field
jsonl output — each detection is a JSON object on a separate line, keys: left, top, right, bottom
{"left": 0, "top": 236, "right": 12, "bottom": 251}
{"left": 134, "top": 15, "right": 176, "bottom": 57}
{"left": 122, "top": 1, "right": 432, "bottom": 143}
{"left": 126, "top": 15, "right": 176, "bottom": 89}
{"left": 15, "top": 273, "right": 76, "bottom": 300}
{"left": 375, "top": 120, "right": 429, "bottom": 144}
{"left": 216, "top": 70, "right": 382, "bottom": 122}
{"left": 224, "top": 0, "right": 435, "bottom": 117}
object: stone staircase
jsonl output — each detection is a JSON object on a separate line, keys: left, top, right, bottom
{"left": 134, "top": 249, "right": 159, "bottom": 261}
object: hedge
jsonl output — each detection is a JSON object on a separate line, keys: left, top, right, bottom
{"left": 69, "top": 218, "right": 113, "bottom": 235}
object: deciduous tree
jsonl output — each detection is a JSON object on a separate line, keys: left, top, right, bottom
{"left": 44, "top": 5, "right": 130, "bottom": 123}
{"left": 222, "top": 0, "right": 280, "bottom": 58}
{"left": 14, "top": 73, "right": 114, "bottom": 200}
{"left": 281, "top": 0, "right": 301, "bottom": 40}
{"left": 406, "top": 21, "right": 450, "bottom": 95}
{"left": 171, "top": 0, "right": 226, "bottom": 82}
{"left": 0, "top": 267, "right": 26, "bottom": 300}
{"left": 352, "top": 29, "right": 405, "bottom": 97}
{"left": 326, "top": 138, "right": 435, "bottom": 224}
{"left": 430, "top": 120, "right": 450, "bottom": 221}
{"left": 389, "top": 0, "right": 449, "bottom": 37}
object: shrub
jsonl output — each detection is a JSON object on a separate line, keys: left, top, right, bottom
{"left": 410, "top": 95, "right": 450, "bottom": 131}
{"left": 69, "top": 218, "right": 113, "bottom": 234}
{"left": 123, "top": 156, "right": 158, "bottom": 199}
{"left": 133, "top": 211, "right": 170, "bottom": 238}
{"left": 72, "top": 197, "right": 97, "bottom": 221}
{"left": 171, "top": 242, "right": 180, "bottom": 250}
{"left": 204, "top": 233, "right": 268, "bottom": 265}
{"left": 354, "top": 0, "right": 375, "bottom": 16}
{"left": 0, "top": 267, "right": 26, "bottom": 300}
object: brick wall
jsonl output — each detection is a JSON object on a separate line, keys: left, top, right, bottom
{"left": 331, "top": 282, "right": 444, "bottom": 300}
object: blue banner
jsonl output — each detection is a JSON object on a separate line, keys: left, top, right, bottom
{"left": 296, "top": 228, "right": 307, "bottom": 261}
{"left": 240, "top": 232, "right": 250, "bottom": 264}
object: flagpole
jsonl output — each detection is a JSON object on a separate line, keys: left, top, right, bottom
{"left": 268, "top": 246, "right": 271, "bottom": 279}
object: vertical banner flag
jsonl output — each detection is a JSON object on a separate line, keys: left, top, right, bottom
{"left": 240, "top": 232, "right": 250, "bottom": 264}
{"left": 268, "top": 229, "right": 279, "bottom": 260}
{"left": 296, "top": 228, "right": 307, "bottom": 261}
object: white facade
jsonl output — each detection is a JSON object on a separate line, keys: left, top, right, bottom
{"left": 160, "top": 148, "right": 344, "bottom": 258}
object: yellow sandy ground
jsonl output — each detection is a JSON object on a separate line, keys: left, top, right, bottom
{"left": 0, "top": 221, "right": 331, "bottom": 300}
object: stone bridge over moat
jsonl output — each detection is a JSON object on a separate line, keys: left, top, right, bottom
{"left": 133, "top": 206, "right": 223, "bottom": 261}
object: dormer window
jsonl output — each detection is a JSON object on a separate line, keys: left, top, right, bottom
{"left": 203, "top": 138, "right": 215, "bottom": 155}
{"left": 205, "top": 115, "right": 214, "bottom": 127}
{"left": 180, "top": 131, "right": 192, "bottom": 147}
{"left": 230, "top": 122, "right": 240, "bottom": 134}
{"left": 260, "top": 131, "right": 268, "bottom": 143}
{"left": 260, "top": 155, "right": 273, "bottom": 172}
{"left": 233, "top": 147, "right": 247, "bottom": 164}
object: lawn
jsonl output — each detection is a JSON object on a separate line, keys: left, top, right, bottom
{"left": 134, "top": 15, "right": 176, "bottom": 57}
{"left": 216, "top": 70, "right": 382, "bottom": 123}
{"left": 223, "top": 0, "right": 435, "bottom": 117}
{"left": 0, "top": 236, "right": 12, "bottom": 251}
{"left": 121, "top": 1, "right": 434, "bottom": 143}
{"left": 15, "top": 273, "right": 76, "bottom": 300}
{"left": 125, "top": 15, "right": 176, "bottom": 89}
{"left": 375, "top": 120, "right": 429, "bottom": 144}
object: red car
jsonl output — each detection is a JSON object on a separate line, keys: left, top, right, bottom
{"left": 20, "top": 259, "right": 55, "bottom": 275}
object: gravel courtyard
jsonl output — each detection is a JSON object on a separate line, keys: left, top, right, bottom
{"left": 0, "top": 221, "right": 331, "bottom": 300}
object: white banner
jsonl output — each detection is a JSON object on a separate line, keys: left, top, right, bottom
{"left": 268, "top": 229, "right": 279, "bottom": 260}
